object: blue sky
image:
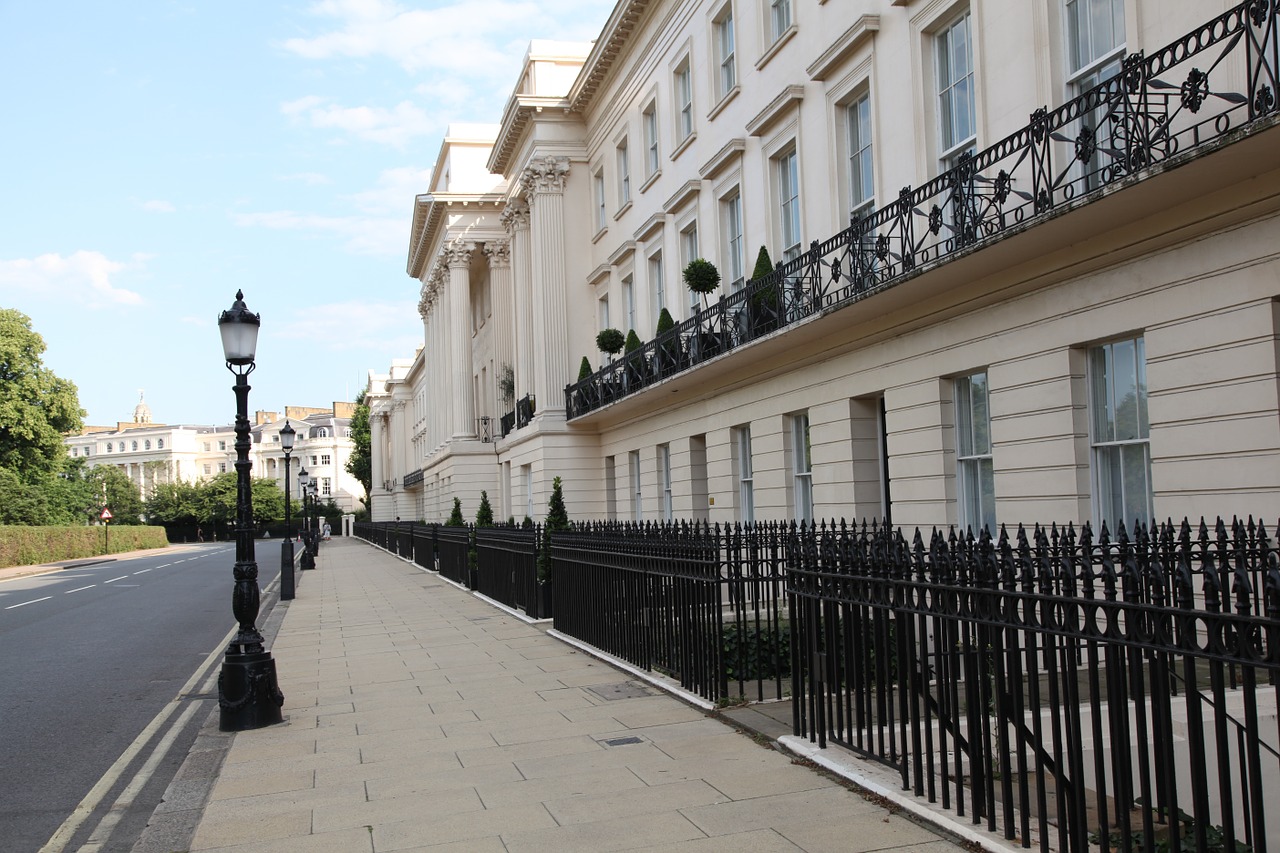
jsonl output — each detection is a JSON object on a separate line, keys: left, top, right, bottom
{"left": 0, "top": 0, "right": 614, "bottom": 427}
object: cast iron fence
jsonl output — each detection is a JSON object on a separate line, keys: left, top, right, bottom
{"left": 353, "top": 514, "right": 1280, "bottom": 852}
{"left": 566, "top": 0, "right": 1280, "bottom": 419}
{"left": 475, "top": 526, "right": 546, "bottom": 617}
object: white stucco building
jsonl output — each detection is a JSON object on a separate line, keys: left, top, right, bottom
{"left": 67, "top": 399, "right": 364, "bottom": 512}
{"left": 371, "top": 0, "right": 1280, "bottom": 531}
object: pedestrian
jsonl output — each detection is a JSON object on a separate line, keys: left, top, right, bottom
{"left": 196, "top": 526, "right": 204, "bottom": 542}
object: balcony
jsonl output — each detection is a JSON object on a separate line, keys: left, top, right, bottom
{"left": 567, "top": 0, "right": 1280, "bottom": 420}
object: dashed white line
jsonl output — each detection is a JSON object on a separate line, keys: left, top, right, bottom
{"left": 5, "top": 596, "right": 52, "bottom": 610}
{"left": 104, "top": 576, "right": 128, "bottom": 584}
{"left": 155, "top": 564, "right": 171, "bottom": 569}
{"left": 133, "top": 569, "right": 151, "bottom": 575}
{"left": 65, "top": 585, "right": 96, "bottom": 594}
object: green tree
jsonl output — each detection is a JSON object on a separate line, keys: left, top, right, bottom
{"left": 624, "top": 329, "right": 642, "bottom": 353}
{"left": 196, "top": 471, "right": 286, "bottom": 531}
{"left": 476, "top": 491, "right": 494, "bottom": 527}
{"left": 539, "top": 476, "right": 570, "bottom": 583}
{"left": 578, "top": 356, "right": 593, "bottom": 381}
{"left": 655, "top": 307, "right": 675, "bottom": 336}
{"left": 0, "top": 466, "right": 53, "bottom": 524}
{"left": 345, "top": 387, "right": 372, "bottom": 509}
{"left": 751, "top": 245, "right": 775, "bottom": 281}
{"left": 145, "top": 480, "right": 205, "bottom": 526}
{"left": 445, "top": 497, "right": 465, "bottom": 526}
{"left": 0, "top": 309, "right": 84, "bottom": 480}
{"left": 88, "top": 465, "right": 145, "bottom": 525}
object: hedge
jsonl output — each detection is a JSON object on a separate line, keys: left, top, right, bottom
{"left": 0, "top": 526, "right": 170, "bottom": 569}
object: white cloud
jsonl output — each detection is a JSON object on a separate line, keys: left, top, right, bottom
{"left": 232, "top": 210, "right": 404, "bottom": 256}
{"left": 141, "top": 199, "right": 176, "bottom": 213}
{"left": 345, "top": 166, "right": 432, "bottom": 214}
{"left": 282, "top": 97, "right": 436, "bottom": 149}
{"left": 276, "top": 299, "right": 420, "bottom": 354}
{"left": 0, "top": 251, "right": 145, "bottom": 306}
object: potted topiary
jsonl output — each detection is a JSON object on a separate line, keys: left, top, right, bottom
{"left": 683, "top": 258, "right": 721, "bottom": 311}
{"left": 749, "top": 246, "right": 780, "bottom": 338}
{"left": 622, "top": 329, "right": 645, "bottom": 390}
{"left": 578, "top": 355, "right": 593, "bottom": 381}
{"left": 497, "top": 363, "right": 515, "bottom": 410}
{"left": 596, "top": 328, "right": 625, "bottom": 359}
{"left": 654, "top": 307, "right": 682, "bottom": 376}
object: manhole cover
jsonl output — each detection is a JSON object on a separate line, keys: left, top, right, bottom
{"left": 599, "top": 736, "right": 644, "bottom": 747}
{"left": 585, "top": 682, "right": 655, "bottom": 701}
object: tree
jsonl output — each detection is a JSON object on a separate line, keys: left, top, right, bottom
{"left": 145, "top": 480, "right": 204, "bottom": 527}
{"left": 624, "top": 329, "right": 642, "bottom": 353}
{"left": 476, "top": 491, "right": 494, "bottom": 527}
{"left": 0, "top": 309, "right": 84, "bottom": 480}
{"left": 345, "top": 387, "right": 372, "bottom": 509}
{"left": 596, "top": 328, "right": 625, "bottom": 356}
{"left": 539, "top": 476, "right": 569, "bottom": 583}
{"left": 88, "top": 465, "right": 145, "bottom": 525}
{"left": 445, "top": 497, "right": 465, "bottom": 526}
{"left": 578, "top": 356, "right": 593, "bottom": 381}
{"left": 655, "top": 307, "right": 675, "bottom": 336}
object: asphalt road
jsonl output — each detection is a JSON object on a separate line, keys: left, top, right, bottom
{"left": 0, "top": 543, "right": 283, "bottom": 853}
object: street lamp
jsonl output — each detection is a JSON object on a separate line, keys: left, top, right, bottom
{"left": 279, "top": 420, "right": 296, "bottom": 601}
{"left": 216, "top": 290, "right": 284, "bottom": 731}
{"left": 298, "top": 467, "right": 314, "bottom": 571}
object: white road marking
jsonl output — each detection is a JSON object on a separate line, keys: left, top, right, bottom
{"left": 133, "top": 569, "right": 151, "bottom": 575}
{"left": 103, "top": 576, "right": 127, "bottom": 584}
{"left": 5, "top": 596, "right": 52, "bottom": 610}
{"left": 65, "top": 586, "right": 96, "bottom": 594}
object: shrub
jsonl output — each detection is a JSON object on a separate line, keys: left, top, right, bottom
{"left": 655, "top": 307, "right": 675, "bottom": 336}
{"left": 475, "top": 491, "right": 494, "bottom": 527}
{"left": 624, "top": 329, "right": 642, "bottom": 353}
{"left": 445, "top": 497, "right": 465, "bottom": 526}
{"left": 722, "top": 621, "right": 792, "bottom": 682}
{"left": 596, "top": 328, "right": 625, "bottom": 355}
{"left": 538, "top": 476, "right": 569, "bottom": 584}
{"left": 750, "top": 245, "right": 774, "bottom": 281}
{"left": 0, "top": 525, "right": 169, "bottom": 568}
{"left": 578, "top": 356, "right": 593, "bottom": 381}
{"left": 683, "top": 258, "right": 721, "bottom": 294}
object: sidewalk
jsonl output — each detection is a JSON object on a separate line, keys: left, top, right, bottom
{"left": 177, "top": 538, "right": 973, "bottom": 853}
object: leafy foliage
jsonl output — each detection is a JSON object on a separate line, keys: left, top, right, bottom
{"left": 655, "top": 307, "right": 675, "bottom": 336}
{"left": 497, "top": 363, "right": 515, "bottom": 406}
{"left": 722, "top": 622, "right": 792, "bottom": 682}
{"left": 578, "top": 356, "right": 593, "bottom": 381}
{"left": 750, "top": 245, "right": 775, "bottom": 281}
{"left": 682, "top": 258, "right": 721, "bottom": 294}
{"left": 445, "top": 497, "right": 465, "bottom": 526}
{"left": 624, "top": 329, "right": 642, "bottom": 353}
{"left": 0, "top": 309, "right": 84, "bottom": 481}
{"left": 345, "top": 387, "right": 371, "bottom": 508}
{"left": 538, "top": 476, "right": 569, "bottom": 583}
{"left": 476, "top": 491, "right": 494, "bottom": 526}
{"left": 596, "top": 328, "right": 625, "bottom": 355}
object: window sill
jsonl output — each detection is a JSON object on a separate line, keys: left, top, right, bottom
{"left": 591, "top": 225, "right": 608, "bottom": 244}
{"left": 614, "top": 199, "right": 633, "bottom": 221}
{"left": 670, "top": 131, "right": 697, "bottom": 162}
{"left": 756, "top": 25, "right": 798, "bottom": 71}
{"left": 708, "top": 85, "right": 740, "bottom": 121}
{"left": 640, "top": 170, "right": 661, "bottom": 194}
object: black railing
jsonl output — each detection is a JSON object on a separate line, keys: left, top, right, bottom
{"left": 515, "top": 394, "right": 536, "bottom": 429}
{"left": 475, "top": 526, "right": 544, "bottom": 616}
{"left": 436, "top": 524, "right": 472, "bottom": 587}
{"left": 403, "top": 469, "right": 424, "bottom": 489}
{"left": 499, "top": 409, "right": 516, "bottom": 437}
{"left": 566, "top": 0, "right": 1280, "bottom": 419}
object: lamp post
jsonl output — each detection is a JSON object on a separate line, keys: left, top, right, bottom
{"left": 310, "top": 481, "right": 322, "bottom": 556}
{"left": 298, "top": 467, "right": 314, "bottom": 571}
{"left": 216, "top": 290, "right": 284, "bottom": 731}
{"left": 279, "top": 420, "right": 296, "bottom": 601}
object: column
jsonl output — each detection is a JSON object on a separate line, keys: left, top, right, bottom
{"left": 503, "top": 200, "right": 534, "bottom": 405}
{"left": 434, "top": 260, "right": 454, "bottom": 445}
{"left": 485, "top": 239, "right": 514, "bottom": 416}
{"left": 522, "top": 156, "right": 571, "bottom": 414}
{"left": 447, "top": 242, "right": 476, "bottom": 438}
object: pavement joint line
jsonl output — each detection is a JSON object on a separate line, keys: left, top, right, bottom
{"left": 38, "top": 619, "right": 239, "bottom": 853}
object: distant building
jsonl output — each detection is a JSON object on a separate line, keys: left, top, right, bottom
{"left": 66, "top": 396, "right": 363, "bottom": 511}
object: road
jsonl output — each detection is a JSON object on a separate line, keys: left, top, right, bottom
{"left": 0, "top": 544, "right": 282, "bottom": 853}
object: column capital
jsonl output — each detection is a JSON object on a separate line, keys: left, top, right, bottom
{"left": 501, "top": 199, "right": 530, "bottom": 233}
{"left": 445, "top": 241, "right": 475, "bottom": 269}
{"left": 484, "top": 239, "right": 512, "bottom": 268}
{"left": 520, "top": 156, "right": 570, "bottom": 197}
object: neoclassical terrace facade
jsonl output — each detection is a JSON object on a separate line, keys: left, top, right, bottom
{"left": 371, "top": 1, "right": 1280, "bottom": 531}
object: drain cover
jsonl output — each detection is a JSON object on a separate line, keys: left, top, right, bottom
{"left": 599, "top": 736, "right": 644, "bottom": 747}
{"left": 585, "top": 682, "right": 655, "bottom": 701}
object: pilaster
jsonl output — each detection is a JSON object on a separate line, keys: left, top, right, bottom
{"left": 521, "top": 156, "right": 571, "bottom": 415}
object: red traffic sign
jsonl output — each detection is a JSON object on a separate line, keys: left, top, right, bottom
{"left": 100, "top": 508, "right": 113, "bottom": 521}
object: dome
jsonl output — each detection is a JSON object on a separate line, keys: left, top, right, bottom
{"left": 133, "top": 391, "right": 152, "bottom": 424}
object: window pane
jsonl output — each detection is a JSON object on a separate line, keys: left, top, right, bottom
{"left": 1111, "top": 337, "right": 1139, "bottom": 441}
{"left": 1090, "top": 343, "right": 1114, "bottom": 441}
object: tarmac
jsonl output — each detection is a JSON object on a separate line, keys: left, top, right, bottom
{"left": 134, "top": 537, "right": 990, "bottom": 853}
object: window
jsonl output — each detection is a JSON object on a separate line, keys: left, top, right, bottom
{"left": 72, "top": 447, "right": 78, "bottom": 457}
{"left": 157, "top": 439, "right": 164, "bottom": 449}
{"left": 630, "top": 450, "right": 643, "bottom": 521}
{"left": 598, "top": 294, "right": 610, "bottom": 332}
{"left": 131, "top": 441, "right": 138, "bottom": 451}
{"left": 203, "top": 442, "right": 211, "bottom": 451}
{"left": 649, "top": 251, "right": 666, "bottom": 319}
{"left": 681, "top": 223, "right": 699, "bottom": 315}
{"left": 144, "top": 440, "right": 151, "bottom": 450}
{"left": 791, "top": 413, "right": 813, "bottom": 521}
{"left": 616, "top": 139, "right": 631, "bottom": 207}
{"left": 675, "top": 61, "right": 694, "bottom": 142}
{"left": 218, "top": 440, "right": 227, "bottom": 451}
{"left": 722, "top": 191, "right": 745, "bottom": 292}
{"left": 715, "top": 5, "right": 736, "bottom": 100}
{"left": 937, "top": 10, "right": 977, "bottom": 170}
{"left": 219, "top": 462, "right": 227, "bottom": 473}
{"left": 659, "top": 444, "right": 673, "bottom": 521}
{"left": 643, "top": 103, "right": 660, "bottom": 177}
{"left": 203, "top": 464, "right": 211, "bottom": 475}
{"left": 106, "top": 443, "right": 113, "bottom": 453}
{"left": 593, "top": 168, "right": 607, "bottom": 232}
{"left": 777, "top": 148, "right": 801, "bottom": 261}
{"left": 735, "top": 426, "right": 754, "bottom": 523}
{"left": 846, "top": 93, "right": 874, "bottom": 218}
{"left": 623, "top": 275, "right": 636, "bottom": 334}
{"left": 321, "top": 454, "right": 331, "bottom": 465}
{"left": 310, "top": 455, "right": 318, "bottom": 466}
{"left": 84, "top": 446, "right": 91, "bottom": 456}
{"left": 319, "top": 427, "right": 328, "bottom": 438}
{"left": 322, "top": 477, "right": 331, "bottom": 496}
{"left": 344, "top": 428, "right": 352, "bottom": 438}
{"left": 1066, "top": 0, "right": 1125, "bottom": 187}
{"left": 770, "top": 0, "right": 792, "bottom": 42}
{"left": 1090, "top": 336, "right": 1152, "bottom": 530}
{"left": 956, "top": 372, "right": 995, "bottom": 534}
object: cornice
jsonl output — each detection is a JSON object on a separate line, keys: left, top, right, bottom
{"left": 567, "top": 0, "right": 660, "bottom": 115}
{"left": 487, "top": 95, "right": 571, "bottom": 176}
{"left": 807, "top": 15, "right": 880, "bottom": 81}
{"left": 699, "top": 138, "right": 746, "bottom": 180}
{"left": 663, "top": 180, "right": 701, "bottom": 215}
{"left": 407, "top": 193, "right": 504, "bottom": 279}
{"left": 747, "top": 85, "right": 805, "bottom": 137}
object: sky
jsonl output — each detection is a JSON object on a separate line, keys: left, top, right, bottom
{"left": 0, "top": 0, "right": 616, "bottom": 428}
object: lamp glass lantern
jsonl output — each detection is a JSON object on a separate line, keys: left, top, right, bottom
{"left": 280, "top": 420, "right": 296, "bottom": 453}
{"left": 217, "top": 289, "right": 261, "bottom": 374}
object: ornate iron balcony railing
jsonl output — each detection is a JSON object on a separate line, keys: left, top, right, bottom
{"left": 402, "top": 468, "right": 424, "bottom": 489}
{"left": 566, "top": 0, "right": 1280, "bottom": 420}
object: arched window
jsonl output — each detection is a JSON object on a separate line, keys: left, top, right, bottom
{"left": 318, "top": 428, "right": 328, "bottom": 438}
{"left": 144, "top": 440, "right": 151, "bottom": 450}
{"left": 157, "top": 439, "right": 164, "bottom": 449}
{"left": 131, "top": 441, "right": 138, "bottom": 451}
{"left": 106, "top": 443, "right": 113, "bottom": 452}
{"left": 344, "top": 428, "right": 352, "bottom": 437}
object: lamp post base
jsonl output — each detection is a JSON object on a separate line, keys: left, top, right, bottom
{"left": 218, "top": 651, "right": 284, "bottom": 731}
{"left": 280, "top": 541, "right": 295, "bottom": 599}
